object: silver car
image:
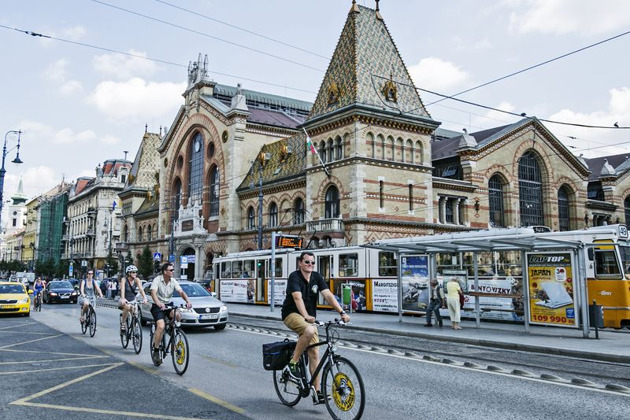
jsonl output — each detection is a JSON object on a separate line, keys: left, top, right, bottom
{"left": 139, "top": 280, "right": 228, "bottom": 330}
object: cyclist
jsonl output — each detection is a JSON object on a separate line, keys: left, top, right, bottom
{"left": 150, "top": 262, "right": 192, "bottom": 365}
{"left": 281, "top": 251, "right": 350, "bottom": 404}
{"left": 119, "top": 265, "right": 148, "bottom": 333}
{"left": 79, "top": 270, "right": 103, "bottom": 323}
{"left": 32, "top": 277, "right": 44, "bottom": 308}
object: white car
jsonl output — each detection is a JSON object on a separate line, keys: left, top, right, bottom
{"left": 139, "top": 280, "right": 228, "bottom": 330}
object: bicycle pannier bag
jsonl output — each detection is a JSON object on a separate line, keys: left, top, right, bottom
{"left": 262, "top": 339, "right": 296, "bottom": 371}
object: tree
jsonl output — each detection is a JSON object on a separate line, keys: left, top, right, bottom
{"left": 105, "top": 250, "right": 119, "bottom": 276}
{"left": 137, "top": 245, "right": 154, "bottom": 279}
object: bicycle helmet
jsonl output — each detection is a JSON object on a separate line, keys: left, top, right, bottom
{"left": 126, "top": 265, "right": 138, "bottom": 274}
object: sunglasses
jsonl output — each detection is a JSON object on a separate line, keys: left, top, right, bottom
{"left": 166, "top": 269, "right": 175, "bottom": 272}
{"left": 302, "top": 260, "right": 316, "bottom": 265}
{"left": 88, "top": 272, "right": 94, "bottom": 275}
{"left": 129, "top": 271, "right": 137, "bottom": 274}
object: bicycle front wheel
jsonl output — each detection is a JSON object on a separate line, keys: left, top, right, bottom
{"left": 89, "top": 308, "right": 97, "bottom": 337}
{"left": 273, "top": 367, "right": 302, "bottom": 406}
{"left": 80, "top": 310, "right": 88, "bottom": 335}
{"left": 171, "top": 329, "right": 189, "bottom": 375}
{"left": 322, "top": 356, "right": 365, "bottom": 420}
{"left": 120, "top": 316, "right": 130, "bottom": 348}
{"left": 132, "top": 317, "right": 143, "bottom": 354}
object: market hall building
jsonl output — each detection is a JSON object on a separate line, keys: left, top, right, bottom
{"left": 119, "top": 1, "right": 630, "bottom": 281}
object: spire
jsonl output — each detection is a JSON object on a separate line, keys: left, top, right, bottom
{"left": 350, "top": 0, "right": 359, "bottom": 13}
{"left": 11, "top": 177, "right": 28, "bottom": 205}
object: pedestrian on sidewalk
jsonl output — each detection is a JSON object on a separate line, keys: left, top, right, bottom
{"left": 446, "top": 279, "right": 463, "bottom": 330}
{"left": 424, "top": 279, "right": 445, "bottom": 327}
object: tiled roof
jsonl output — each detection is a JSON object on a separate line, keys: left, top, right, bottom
{"left": 308, "top": 5, "right": 430, "bottom": 122}
{"left": 585, "top": 153, "right": 630, "bottom": 181}
{"left": 75, "top": 177, "right": 94, "bottom": 195}
{"left": 212, "top": 83, "right": 312, "bottom": 113}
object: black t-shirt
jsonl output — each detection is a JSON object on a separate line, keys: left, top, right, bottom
{"left": 281, "top": 269, "right": 328, "bottom": 320}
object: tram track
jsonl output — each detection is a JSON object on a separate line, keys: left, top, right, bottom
{"left": 228, "top": 316, "right": 630, "bottom": 395}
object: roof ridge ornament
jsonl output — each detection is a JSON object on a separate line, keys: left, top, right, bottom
{"left": 350, "top": 0, "right": 359, "bottom": 13}
{"left": 375, "top": 0, "right": 383, "bottom": 20}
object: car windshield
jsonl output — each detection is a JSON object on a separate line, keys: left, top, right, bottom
{"left": 52, "top": 281, "right": 72, "bottom": 289}
{"left": 0, "top": 284, "right": 25, "bottom": 294}
{"left": 174, "top": 283, "right": 211, "bottom": 298}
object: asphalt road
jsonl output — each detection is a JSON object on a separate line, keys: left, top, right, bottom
{"left": 2, "top": 303, "right": 630, "bottom": 420}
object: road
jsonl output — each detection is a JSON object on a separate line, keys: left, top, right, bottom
{"left": 1, "top": 303, "right": 629, "bottom": 420}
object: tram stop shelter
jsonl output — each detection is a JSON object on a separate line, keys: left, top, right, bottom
{"left": 368, "top": 226, "right": 600, "bottom": 338}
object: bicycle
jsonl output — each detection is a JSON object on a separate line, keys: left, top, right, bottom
{"left": 33, "top": 292, "right": 42, "bottom": 312}
{"left": 273, "top": 319, "right": 365, "bottom": 420}
{"left": 120, "top": 300, "right": 143, "bottom": 354}
{"left": 149, "top": 304, "right": 190, "bottom": 375}
{"left": 80, "top": 296, "right": 97, "bottom": 337}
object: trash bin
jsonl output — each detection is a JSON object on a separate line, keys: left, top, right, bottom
{"left": 588, "top": 303, "right": 604, "bottom": 328}
{"left": 342, "top": 285, "right": 352, "bottom": 306}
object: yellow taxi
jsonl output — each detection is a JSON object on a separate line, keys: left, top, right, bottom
{"left": 0, "top": 281, "right": 31, "bottom": 316}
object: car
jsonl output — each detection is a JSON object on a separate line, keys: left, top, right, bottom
{"left": 43, "top": 280, "right": 79, "bottom": 304}
{"left": 139, "top": 280, "right": 228, "bottom": 330}
{"left": 0, "top": 281, "right": 31, "bottom": 316}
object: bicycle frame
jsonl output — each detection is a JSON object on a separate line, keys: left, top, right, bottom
{"left": 297, "top": 322, "right": 339, "bottom": 396}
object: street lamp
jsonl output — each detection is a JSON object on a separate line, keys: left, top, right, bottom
{"left": 0, "top": 130, "right": 24, "bottom": 229}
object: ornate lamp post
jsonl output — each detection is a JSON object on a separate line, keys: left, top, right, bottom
{"left": 0, "top": 130, "right": 24, "bottom": 229}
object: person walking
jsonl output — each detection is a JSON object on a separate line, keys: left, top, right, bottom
{"left": 424, "top": 279, "right": 445, "bottom": 327}
{"left": 446, "top": 279, "right": 463, "bottom": 330}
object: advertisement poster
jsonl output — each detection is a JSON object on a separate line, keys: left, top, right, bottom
{"left": 464, "top": 277, "right": 522, "bottom": 321}
{"left": 220, "top": 279, "right": 255, "bottom": 303}
{"left": 267, "top": 279, "right": 287, "bottom": 305}
{"left": 526, "top": 252, "right": 576, "bottom": 327}
{"left": 372, "top": 279, "right": 398, "bottom": 312}
{"left": 401, "top": 255, "right": 429, "bottom": 312}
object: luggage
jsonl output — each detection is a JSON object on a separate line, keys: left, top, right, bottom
{"left": 262, "top": 339, "right": 296, "bottom": 371}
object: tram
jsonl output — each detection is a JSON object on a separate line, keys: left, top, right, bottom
{"left": 212, "top": 225, "right": 630, "bottom": 329}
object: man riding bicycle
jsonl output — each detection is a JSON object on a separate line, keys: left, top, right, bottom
{"left": 79, "top": 270, "right": 103, "bottom": 323}
{"left": 119, "top": 265, "right": 148, "bottom": 333}
{"left": 150, "top": 262, "right": 192, "bottom": 365}
{"left": 281, "top": 251, "right": 350, "bottom": 404}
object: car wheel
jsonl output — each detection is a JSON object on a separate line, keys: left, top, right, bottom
{"left": 214, "top": 324, "right": 226, "bottom": 331}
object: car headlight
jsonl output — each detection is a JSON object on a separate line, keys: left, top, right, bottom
{"left": 71, "top": 291, "right": 78, "bottom": 296}
{"left": 180, "top": 307, "right": 195, "bottom": 313}
{"left": 18, "top": 298, "right": 29, "bottom": 304}
{"left": 50, "top": 292, "right": 58, "bottom": 296}
{"left": 220, "top": 305, "right": 228, "bottom": 312}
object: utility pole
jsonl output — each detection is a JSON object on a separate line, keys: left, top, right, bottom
{"left": 257, "top": 161, "right": 263, "bottom": 250}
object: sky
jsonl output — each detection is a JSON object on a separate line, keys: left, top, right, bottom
{"left": 1, "top": 0, "right": 630, "bottom": 214}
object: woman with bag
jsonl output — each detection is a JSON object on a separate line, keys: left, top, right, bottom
{"left": 446, "top": 279, "right": 463, "bottom": 330}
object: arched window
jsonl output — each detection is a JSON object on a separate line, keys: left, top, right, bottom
{"left": 325, "top": 186, "right": 340, "bottom": 218}
{"left": 518, "top": 151, "right": 544, "bottom": 226}
{"left": 137, "top": 226, "right": 143, "bottom": 242}
{"left": 123, "top": 224, "right": 128, "bottom": 242}
{"left": 405, "top": 139, "right": 413, "bottom": 163}
{"left": 558, "top": 186, "right": 571, "bottom": 231}
{"left": 367, "top": 132, "right": 375, "bottom": 159}
{"left": 327, "top": 139, "right": 334, "bottom": 162}
{"left": 269, "top": 202, "right": 278, "bottom": 227}
{"left": 293, "top": 198, "right": 304, "bottom": 225}
{"left": 188, "top": 132, "right": 204, "bottom": 204}
{"left": 209, "top": 165, "right": 220, "bottom": 217}
{"left": 172, "top": 178, "right": 182, "bottom": 222}
{"left": 147, "top": 224, "right": 152, "bottom": 241}
{"left": 625, "top": 197, "right": 630, "bottom": 226}
{"left": 414, "top": 140, "right": 423, "bottom": 164}
{"left": 319, "top": 141, "right": 326, "bottom": 163}
{"left": 247, "top": 206, "right": 255, "bottom": 229}
{"left": 488, "top": 175, "right": 505, "bottom": 227}
{"left": 335, "top": 137, "right": 343, "bottom": 160}
{"left": 397, "top": 138, "right": 404, "bottom": 162}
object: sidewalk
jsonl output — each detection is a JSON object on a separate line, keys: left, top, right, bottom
{"left": 225, "top": 302, "right": 630, "bottom": 364}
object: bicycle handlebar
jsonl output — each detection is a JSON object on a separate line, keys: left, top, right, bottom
{"left": 314, "top": 319, "right": 348, "bottom": 327}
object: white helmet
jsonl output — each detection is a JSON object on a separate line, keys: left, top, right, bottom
{"left": 126, "top": 265, "right": 138, "bottom": 274}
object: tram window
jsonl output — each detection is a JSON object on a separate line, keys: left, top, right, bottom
{"left": 379, "top": 252, "right": 397, "bottom": 276}
{"left": 232, "top": 261, "right": 243, "bottom": 278}
{"left": 620, "top": 246, "right": 630, "bottom": 277}
{"left": 594, "top": 250, "right": 621, "bottom": 278}
{"left": 339, "top": 253, "right": 358, "bottom": 277}
{"left": 221, "top": 261, "right": 232, "bottom": 278}
{"left": 274, "top": 258, "right": 283, "bottom": 277}
{"left": 242, "top": 260, "right": 255, "bottom": 278}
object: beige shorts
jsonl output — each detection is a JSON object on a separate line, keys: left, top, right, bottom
{"left": 283, "top": 312, "right": 319, "bottom": 345}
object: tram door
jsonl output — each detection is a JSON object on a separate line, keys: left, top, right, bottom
{"left": 256, "top": 259, "right": 266, "bottom": 303}
{"left": 317, "top": 254, "right": 333, "bottom": 306}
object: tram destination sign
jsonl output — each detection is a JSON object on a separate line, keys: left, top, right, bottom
{"left": 275, "top": 235, "right": 303, "bottom": 249}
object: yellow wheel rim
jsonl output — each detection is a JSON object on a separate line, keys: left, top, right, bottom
{"left": 332, "top": 372, "right": 355, "bottom": 411}
{"left": 176, "top": 340, "right": 186, "bottom": 364}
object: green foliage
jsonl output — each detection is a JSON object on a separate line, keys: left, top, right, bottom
{"left": 0, "top": 260, "right": 27, "bottom": 273}
{"left": 137, "top": 245, "right": 154, "bottom": 279}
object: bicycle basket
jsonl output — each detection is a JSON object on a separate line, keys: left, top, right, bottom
{"left": 262, "top": 339, "right": 296, "bottom": 371}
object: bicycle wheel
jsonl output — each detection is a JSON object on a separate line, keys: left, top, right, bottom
{"left": 322, "top": 356, "right": 365, "bottom": 420}
{"left": 37, "top": 296, "right": 42, "bottom": 311}
{"left": 80, "top": 309, "right": 88, "bottom": 335}
{"left": 120, "top": 315, "right": 130, "bottom": 349}
{"left": 89, "top": 307, "right": 97, "bottom": 337}
{"left": 273, "top": 367, "right": 302, "bottom": 406}
{"left": 132, "top": 317, "right": 143, "bottom": 354}
{"left": 171, "top": 329, "right": 189, "bottom": 375}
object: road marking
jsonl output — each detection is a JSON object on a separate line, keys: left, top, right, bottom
{"left": 0, "top": 334, "right": 62, "bottom": 349}
{"left": 0, "top": 362, "right": 119, "bottom": 375}
{"left": 0, "top": 355, "right": 109, "bottom": 365}
{"left": 0, "top": 322, "right": 34, "bottom": 330}
{"left": 0, "top": 347, "right": 109, "bottom": 357}
{"left": 189, "top": 388, "right": 246, "bottom": 414}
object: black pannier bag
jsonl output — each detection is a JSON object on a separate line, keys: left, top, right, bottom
{"left": 262, "top": 339, "right": 296, "bottom": 371}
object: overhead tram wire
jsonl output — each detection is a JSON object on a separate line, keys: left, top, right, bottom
{"left": 152, "top": 0, "right": 330, "bottom": 60}
{"left": 425, "top": 28, "right": 630, "bottom": 107}
{"left": 0, "top": 24, "right": 317, "bottom": 95}
{"left": 88, "top": 0, "right": 325, "bottom": 73}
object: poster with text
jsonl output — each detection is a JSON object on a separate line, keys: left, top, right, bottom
{"left": 267, "top": 279, "right": 287, "bottom": 305}
{"left": 220, "top": 279, "right": 255, "bottom": 303}
{"left": 526, "top": 252, "right": 577, "bottom": 327}
{"left": 401, "top": 255, "right": 429, "bottom": 312}
{"left": 371, "top": 279, "right": 398, "bottom": 312}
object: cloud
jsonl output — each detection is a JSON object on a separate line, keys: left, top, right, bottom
{"left": 3, "top": 166, "right": 58, "bottom": 203}
{"left": 62, "top": 26, "right": 86, "bottom": 41}
{"left": 100, "top": 135, "right": 121, "bottom": 145}
{"left": 87, "top": 78, "right": 185, "bottom": 122}
{"left": 508, "top": 0, "right": 630, "bottom": 36}
{"left": 408, "top": 57, "right": 470, "bottom": 92}
{"left": 42, "top": 59, "right": 83, "bottom": 95}
{"left": 54, "top": 128, "right": 97, "bottom": 144}
{"left": 93, "top": 50, "right": 159, "bottom": 79}
{"left": 18, "top": 120, "right": 100, "bottom": 145}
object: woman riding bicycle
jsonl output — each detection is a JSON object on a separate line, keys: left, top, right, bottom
{"left": 32, "top": 277, "right": 44, "bottom": 308}
{"left": 119, "top": 265, "right": 148, "bottom": 333}
{"left": 79, "top": 270, "right": 103, "bottom": 323}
